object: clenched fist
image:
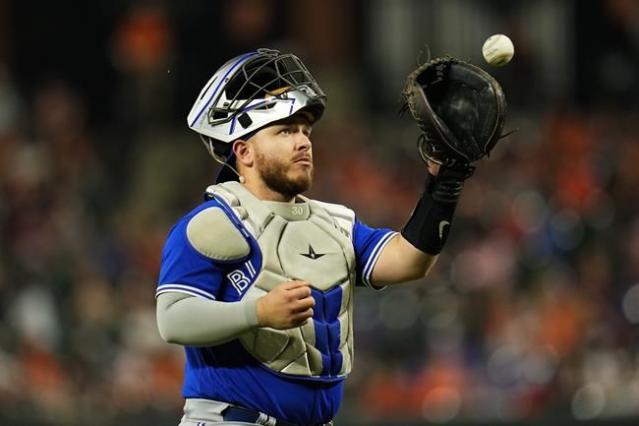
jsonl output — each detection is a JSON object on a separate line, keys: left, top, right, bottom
{"left": 256, "top": 281, "right": 315, "bottom": 329}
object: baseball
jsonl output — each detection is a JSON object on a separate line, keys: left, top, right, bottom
{"left": 482, "top": 34, "right": 514, "bottom": 66}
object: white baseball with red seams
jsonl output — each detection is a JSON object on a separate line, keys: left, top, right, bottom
{"left": 482, "top": 34, "right": 514, "bottom": 66}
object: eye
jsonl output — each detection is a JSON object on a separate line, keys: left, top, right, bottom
{"left": 278, "top": 127, "right": 295, "bottom": 135}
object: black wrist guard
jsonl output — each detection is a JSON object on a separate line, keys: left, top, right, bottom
{"left": 401, "top": 164, "right": 474, "bottom": 255}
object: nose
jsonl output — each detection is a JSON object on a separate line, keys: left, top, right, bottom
{"left": 296, "top": 131, "right": 312, "bottom": 152}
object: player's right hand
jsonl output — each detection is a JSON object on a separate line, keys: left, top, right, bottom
{"left": 256, "top": 280, "right": 315, "bottom": 329}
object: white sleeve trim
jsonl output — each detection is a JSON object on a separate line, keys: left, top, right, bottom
{"left": 156, "top": 284, "right": 217, "bottom": 301}
{"left": 362, "top": 231, "right": 398, "bottom": 288}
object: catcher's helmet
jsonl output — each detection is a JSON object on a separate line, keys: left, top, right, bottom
{"left": 187, "top": 48, "right": 326, "bottom": 182}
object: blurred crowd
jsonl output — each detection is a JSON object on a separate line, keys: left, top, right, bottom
{"left": 0, "top": 69, "right": 186, "bottom": 424}
{"left": 2, "top": 68, "right": 639, "bottom": 426}
{"left": 1, "top": 0, "right": 639, "bottom": 425}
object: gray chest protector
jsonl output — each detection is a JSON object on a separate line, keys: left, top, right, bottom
{"left": 208, "top": 182, "right": 357, "bottom": 380}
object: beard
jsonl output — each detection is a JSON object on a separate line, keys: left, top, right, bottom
{"left": 255, "top": 152, "right": 313, "bottom": 199}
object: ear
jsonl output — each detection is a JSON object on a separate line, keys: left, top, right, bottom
{"left": 233, "top": 139, "right": 254, "bottom": 167}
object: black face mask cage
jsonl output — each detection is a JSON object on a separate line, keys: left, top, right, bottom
{"left": 206, "top": 50, "right": 325, "bottom": 126}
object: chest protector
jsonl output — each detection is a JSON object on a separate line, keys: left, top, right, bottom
{"left": 207, "top": 182, "right": 357, "bottom": 380}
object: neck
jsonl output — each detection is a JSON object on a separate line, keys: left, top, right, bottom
{"left": 242, "top": 180, "right": 296, "bottom": 203}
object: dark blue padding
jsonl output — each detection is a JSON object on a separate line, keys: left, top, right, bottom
{"left": 311, "top": 285, "right": 344, "bottom": 378}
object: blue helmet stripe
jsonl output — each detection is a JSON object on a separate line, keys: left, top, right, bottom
{"left": 189, "top": 51, "right": 257, "bottom": 128}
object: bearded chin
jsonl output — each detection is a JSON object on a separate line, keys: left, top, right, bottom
{"left": 259, "top": 158, "right": 313, "bottom": 199}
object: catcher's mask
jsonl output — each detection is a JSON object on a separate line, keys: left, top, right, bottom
{"left": 187, "top": 48, "right": 326, "bottom": 183}
{"left": 406, "top": 58, "right": 507, "bottom": 164}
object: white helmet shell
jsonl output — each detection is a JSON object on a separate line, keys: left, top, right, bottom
{"left": 187, "top": 49, "right": 326, "bottom": 144}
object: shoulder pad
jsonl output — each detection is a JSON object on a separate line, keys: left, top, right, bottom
{"left": 186, "top": 207, "right": 250, "bottom": 261}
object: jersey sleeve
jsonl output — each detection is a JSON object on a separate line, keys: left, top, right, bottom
{"left": 157, "top": 215, "right": 225, "bottom": 301}
{"left": 352, "top": 218, "right": 398, "bottom": 288}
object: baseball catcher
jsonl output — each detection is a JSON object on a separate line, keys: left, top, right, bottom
{"left": 155, "top": 50, "right": 508, "bottom": 426}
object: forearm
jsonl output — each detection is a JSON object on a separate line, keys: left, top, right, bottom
{"left": 156, "top": 291, "right": 259, "bottom": 346}
{"left": 371, "top": 234, "right": 438, "bottom": 285}
{"left": 396, "top": 235, "right": 438, "bottom": 277}
{"left": 371, "top": 165, "right": 472, "bottom": 286}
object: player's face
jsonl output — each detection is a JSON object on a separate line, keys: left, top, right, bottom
{"left": 251, "top": 116, "right": 314, "bottom": 198}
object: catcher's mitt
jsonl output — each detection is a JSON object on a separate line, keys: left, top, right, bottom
{"left": 402, "top": 57, "right": 507, "bottom": 165}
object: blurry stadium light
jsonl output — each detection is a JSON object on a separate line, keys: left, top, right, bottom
{"left": 571, "top": 383, "right": 605, "bottom": 420}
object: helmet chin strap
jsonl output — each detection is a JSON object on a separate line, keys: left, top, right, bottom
{"left": 200, "top": 135, "right": 244, "bottom": 182}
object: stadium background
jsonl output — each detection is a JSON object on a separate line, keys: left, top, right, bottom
{"left": 1, "top": 0, "right": 639, "bottom": 425}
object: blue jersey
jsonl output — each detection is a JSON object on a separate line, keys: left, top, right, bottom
{"left": 157, "top": 198, "right": 395, "bottom": 424}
